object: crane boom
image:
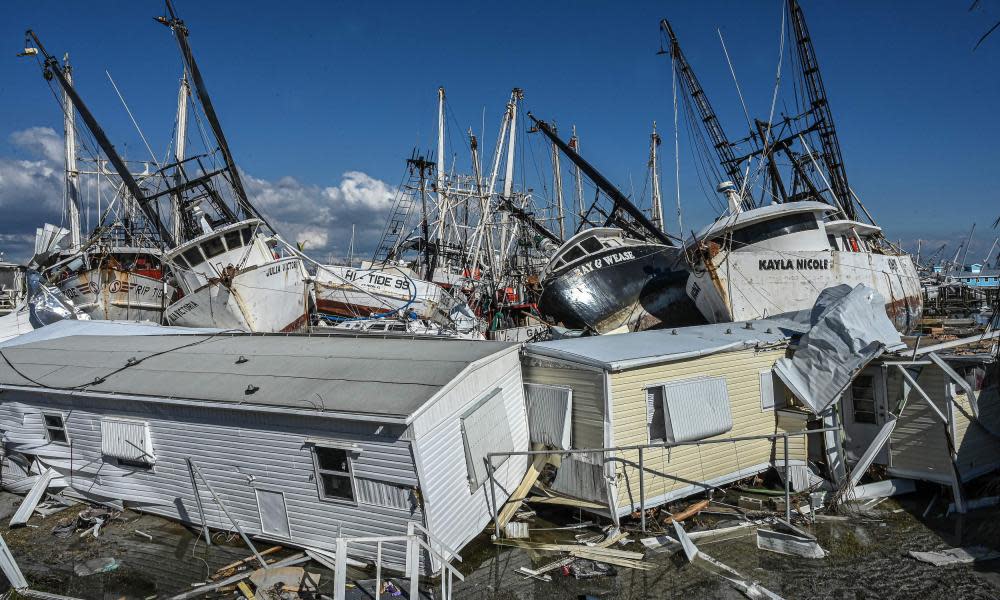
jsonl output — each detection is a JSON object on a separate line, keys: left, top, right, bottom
{"left": 788, "top": 0, "right": 855, "bottom": 220}
{"left": 660, "top": 19, "right": 749, "bottom": 209}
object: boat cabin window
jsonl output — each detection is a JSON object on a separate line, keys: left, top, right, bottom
{"left": 719, "top": 212, "right": 819, "bottom": 248}
{"left": 387, "top": 323, "right": 408, "bottom": 332}
{"left": 580, "top": 237, "right": 603, "bottom": 254}
{"left": 241, "top": 227, "right": 254, "bottom": 245}
{"left": 43, "top": 413, "right": 68, "bottom": 444}
{"left": 182, "top": 247, "right": 205, "bottom": 268}
{"left": 312, "top": 445, "right": 357, "bottom": 503}
{"left": 224, "top": 230, "right": 244, "bottom": 251}
{"left": 203, "top": 236, "right": 227, "bottom": 259}
{"left": 561, "top": 245, "right": 586, "bottom": 264}
{"left": 367, "top": 323, "right": 387, "bottom": 331}
{"left": 827, "top": 235, "right": 839, "bottom": 250}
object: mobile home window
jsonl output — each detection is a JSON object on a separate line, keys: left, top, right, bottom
{"left": 461, "top": 389, "right": 514, "bottom": 490}
{"left": 312, "top": 446, "right": 357, "bottom": 503}
{"left": 653, "top": 376, "right": 733, "bottom": 443}
{"left": 645, "top": 386, "right": 667, "bottom": 443}
{"left": 43, "top": 413, "right": 68, "bottom": 444}
{"left": 101, "top": 418, "right": 156, "bottom": 466}
{"left": 850, "top": 375, "right": 877, "bottom": 424}
{"left": 759, "top": 370, "right": 785, "bottom": 411}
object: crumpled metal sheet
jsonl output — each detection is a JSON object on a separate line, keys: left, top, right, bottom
{"left": 25, "top": 270, "right": 88, "bottom": 329}
{"left": 774, "top": 284, "right": 903, "bottom": 414}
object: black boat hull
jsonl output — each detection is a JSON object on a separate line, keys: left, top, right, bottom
{"left": 538, "top": 244, "right": 705, "bottom": 334}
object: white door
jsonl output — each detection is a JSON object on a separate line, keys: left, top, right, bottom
{"left": 844, "top": 368, "right": 889, "bottom": 463}
{"left": 255, "top": 488, "right": 291, "bottom": 538}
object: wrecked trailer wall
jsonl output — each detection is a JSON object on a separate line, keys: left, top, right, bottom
{"left": 611, "top": 345, "right": 808, "bottom": 515}
{"left": 0, "top": 391, "right": 421, "bottom": 570}
{"left": 409, "top": 349, "right": 528, "bottom": 571}
{"left": 882, "top": 360, "right": 1000, "bottom": 484}
{"left": 522, "top": 357, "right": 607, "bottom": 450}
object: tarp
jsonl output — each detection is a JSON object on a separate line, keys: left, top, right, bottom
{"left": 774, "top": 284, "right": 903, "bottom": 414}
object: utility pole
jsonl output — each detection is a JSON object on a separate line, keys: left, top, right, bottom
{"left": 62, "top": 53, "right": 81, "bottom": 251}
{"left": 649, "top": 122, "right": 664, "bottom": 232}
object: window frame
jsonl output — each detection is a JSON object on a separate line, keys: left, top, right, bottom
{"left": 309, "top": 442, "right": 360, "bottom": 505}
{"left": 644, "top": 385, "right": 667, "bottom": 443}
{"left": 850, "top": 374, "right": 878, "bottom": 424}
{"left": 42, "top": 412, "right": 69, "bottom": 444}
{"left": 460, "top": 388, "right": 512, "bottom": 491}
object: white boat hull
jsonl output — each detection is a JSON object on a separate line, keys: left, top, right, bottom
{"left": 57, "top": 268, "right": 174, "bottom": 323}
{"left": 165, "top": 257, "right": 309, "bottom": 332}
{"left": 687, "top": 247, "right": 923, "bottom": 332}
{"left": 314, "top": 265, "right": 457, "bottom": 324}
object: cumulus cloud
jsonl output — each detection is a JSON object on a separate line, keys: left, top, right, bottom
{"left": 241, "top": 169, "right": 396, "bottom": 259}
{"left": 0, "top": 125, "right": 397, "bottom": 263}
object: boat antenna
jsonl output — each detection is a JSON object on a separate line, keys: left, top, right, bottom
{"left": 22, "top": 30, "right": 175, "bottom": 247}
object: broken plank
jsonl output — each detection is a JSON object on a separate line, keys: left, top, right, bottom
{"left": 662, "top": 499, "right": 709, "bottom": 525}
{"left": 497, "top": 454, "right": 547, "bottom": 529}
{"left": 524, "top": 495, "right": 607, "bottom": 510}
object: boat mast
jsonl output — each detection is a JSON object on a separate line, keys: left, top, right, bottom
{"left": 158, "top": 0, "right": 274, "bottom": 231}
{"left": 436, "top": 87, "right": 447, "bottom": 244}
{"left": 788, "top": 0, "right": 856, "bottom": 221}
{"left": 551, "top": 125, "right": 566, "bottom": 239}
{"left": 569, "top": 126, "right": 585, "bottom": 223}
{"left": 530, "top": 115, "right": 675, "bottom": 247}
{"left": 25, "top": 31, "right": 175, "bottom": 247}
{"left": 648, "top": 121, "right": 664, "bottom": 232}
{"left": 61, "top": 53, "right": 81, "bottom": 251}
{"left": 171, "top": 71, "right": 190, "bottom": 242}
{"left": 660, "top": 19, "right": 749, "bottom": 210}
{"left": 409, "top": 155, "right": 436, "bottom": 280}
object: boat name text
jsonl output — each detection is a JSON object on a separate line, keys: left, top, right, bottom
{"left": 758, "top": 258, "right": 829, "bottom": 271}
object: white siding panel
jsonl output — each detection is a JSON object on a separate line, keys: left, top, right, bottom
{"left": 461, "top": 390, "right": 514, "bottom": 489}
{"left": 411, "top": 352, "right": 528, "bottom": 569}
{"left": 524, "top": 383, "right": 572, "bottom": 449}
{"left": 0, "top": 390, "right": 423, "bottom": 572}
{"left": 661, "top": 376, "right": 733, "bottom": 443}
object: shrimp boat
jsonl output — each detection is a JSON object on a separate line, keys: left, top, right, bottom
{"left": 313, "top": 264, "right": 458, "bottom": 324}
{"left": 26, "top": 52, "right": 176, "bottom": 323}
{"left": 664, "top": 0, "right": 921, "bottom": 331}
{"left": 156, "top": 3, "right": 308, "bottom": 332}
{"left": 530, "top": 118, "right": 700, "bottom": 334}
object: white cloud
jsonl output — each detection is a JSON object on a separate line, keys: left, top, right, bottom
{"left": 9, "top": 127, "right": 63, "bottom": 165}
{"left": 0, "top": 125, "right": 398, "bottom": 263}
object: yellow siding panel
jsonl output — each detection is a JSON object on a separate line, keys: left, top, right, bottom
{"left": 609, "top": 346, "right": 804, "bottom": 509}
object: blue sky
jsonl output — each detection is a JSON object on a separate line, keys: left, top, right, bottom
{"left": 2, "top": 0, "right": 999, "bottom": 264}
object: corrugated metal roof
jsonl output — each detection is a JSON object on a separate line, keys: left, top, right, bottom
{"left": 525, "top": 318, "right": 800, "bottom": 371}
{"left": 0, "top": 331, "right": 516, "bottom": 419}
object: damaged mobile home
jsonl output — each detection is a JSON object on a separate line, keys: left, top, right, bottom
{"left": 514, "top": 284, "right": 921, "bottom": 521}
{"left": 0, "top": 325, "right": 529, "bottom": 573}
{"left": 520, "top": 317, "right": 812, "bottom": 520}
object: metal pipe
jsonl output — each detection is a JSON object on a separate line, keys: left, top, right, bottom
{"left": 487, "top": 458, "right": 501, "bottom": 539}
{"left": 185, "top": 458, "right": 211, "bottom": 546}
{"left": 638, "top": 447, "right": 646, "bottom": 532}
{"left": 486, "top": 426, "right": 842, "bottom": 460}
{"left": 783, "top": 434, "right": 791, "bottom": 522}
{"left": 190, "top": 460, "right": 264, "bottom": 567}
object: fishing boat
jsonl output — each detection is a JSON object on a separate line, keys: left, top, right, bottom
{"left": 155, "top": 3, "right": 309, "bottom": 332}
{"left": 313, "top": 263, "right": 459, "bottom": 324}
{"left": 23, "top": 51, "right": 176, "bottom": 323}
{"left": 664, "top": 0, "right": 922, "bottom": 331}
{"left": 530, "top": 118, "right": 702, "bottom": 334}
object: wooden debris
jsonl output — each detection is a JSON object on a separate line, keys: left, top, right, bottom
{"left": 210, "top": 546, "right": 283, "bottom": 580}
{"left": 497, "top": 454, "right": 548, "bottom": 528}
{"left": 662, "top": 499, "right": 709, "bottom": 525}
